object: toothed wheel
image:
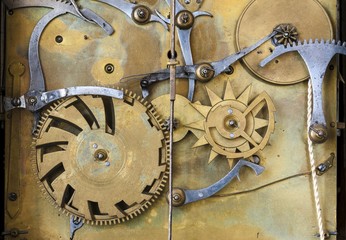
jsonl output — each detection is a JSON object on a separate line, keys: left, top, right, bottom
{"left": 33, "top": 91, "right": 169, "bottom": 225}
{"left": 187, "top": 81, "right": 276, "bottom": 168}
{"left": 272, "top": 24, "right": 298, "bottom": 47}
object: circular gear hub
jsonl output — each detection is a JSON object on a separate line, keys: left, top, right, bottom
{"left": 187, "top": 81, "right": 275, "bottom": 166}
{"left": 33, "top": 92, "right": 168, "bottom": 225}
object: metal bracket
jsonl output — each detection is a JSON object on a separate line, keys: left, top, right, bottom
{"left": 70, "top": 217, "right": 84, "bottom": 240}
{"left": 1, "top": 228, "right": 29, "bottom": 238}
{"left": 316, "top": 153, "right": 335, "bottom": 176}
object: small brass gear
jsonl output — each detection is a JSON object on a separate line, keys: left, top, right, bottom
{"left": 186, "top": 81, "right": 276, "bottom": 168}
{"left": 272, "top": 24, "right": 299, "bottom": 47}
{"left": 32, "top": 91, "right": 169, "bottom": 225}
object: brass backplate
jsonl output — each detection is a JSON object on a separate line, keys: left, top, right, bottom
{"left": 3, "top": 0, "right": 338, "bottom": 239}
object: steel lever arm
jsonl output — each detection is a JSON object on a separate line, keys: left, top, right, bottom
{"left": 140, "top": 31, "right": 276, "bottom": 98}
{"left": 156, "top": 0, "right": 212, "bottom": 101}
{"left": 96, "top": 0, "right": 168, "bottom": 29}
{"left": 170, "top": 159, "right": 264, "bottom": 206}
{"left": 260, "top": 39, "right": 346, "bottom": 143}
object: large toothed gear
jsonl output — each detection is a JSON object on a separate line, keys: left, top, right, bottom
{"left": 32, "top": 91, "right": 169, "bottom": 225}
{"left": 186, "top": 81, "right": 276, "bottom": 168}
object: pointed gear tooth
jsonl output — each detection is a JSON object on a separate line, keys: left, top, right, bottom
{"left": 332, "top": 39, "right": 336, "bottom": 44}
{"left": 326, "top": 40, "right": 331, "bottom": 44}
{"left": 337, "top": 40, "right": 342, "bottom": 46}
{"left": 308, "top": 39, "right": 313, "bottom": 44}
{"left": 32, "top": 92, "right": 168, "bottom": 225}
{"left": 320, "top": 39, "right": 325, "bottom": 44}
{"left": 342, "top": 42, "right": 346, "bottom": 47}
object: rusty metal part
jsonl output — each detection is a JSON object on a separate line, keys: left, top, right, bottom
{"left": 236, "top": 0, "right": 333, "bottom": 84}
{"left": 32, "top": 92, "right": 169, "bottom": 225}
{"left": 272, "top": 24, "right": 299, "bottom": 47}
{"left": 186, "top": 81, "right": 275, "bottom": 168}
{"left": 151, "top": 94, "right": 204, "bottom": 142}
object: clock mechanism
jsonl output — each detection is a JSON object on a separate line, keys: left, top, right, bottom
{"left": 1, "top": 0, "right": 343, "bottom": 239}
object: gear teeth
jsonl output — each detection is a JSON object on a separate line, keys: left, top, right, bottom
{"left": 337, "top": 40, "right": 342, "bottom": 46}
{"left": 32, "top": 93, "right": 169, "bottom": 225}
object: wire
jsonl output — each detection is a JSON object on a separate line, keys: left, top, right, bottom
{"left": 212, "top": 171, "right": 311, "bottom": 198}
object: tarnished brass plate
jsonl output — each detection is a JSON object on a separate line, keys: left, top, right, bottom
{"left": 236, "top": 0, "right": 333, "bottom": 84}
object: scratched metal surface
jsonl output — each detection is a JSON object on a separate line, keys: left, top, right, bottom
{"left": 3, "top": 0, "right": 338, "bottom": 239}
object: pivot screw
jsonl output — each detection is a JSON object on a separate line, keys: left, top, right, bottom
{"left": 11, "top": 97, "right": 21, "bottom": 107}
{"left": 55, "top": 35, "right": 63, "bottom": 43}
{"left": 8, "top": 192, "right": 17, "bottom": 201}
{"left": 176, "top": 10, "right": 194, "bottom": 29}
{"left": 104, "top": 63, "right": 114, "bottom": 74}
{"left": 132, "top": 6, "right": 150, "bottom": 24}
{"left": 28, "top": 96, "right": 37, "bottom": 105}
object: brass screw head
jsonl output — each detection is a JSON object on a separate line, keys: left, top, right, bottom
{"left": 176, "top": 10, "right": 194, "bottom": 29}
{"left": 132, "top": 6, "right": 150, "bottom": 24}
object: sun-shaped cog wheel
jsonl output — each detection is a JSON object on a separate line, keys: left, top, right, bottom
{"left": 186, "top": 81, "right": 276, "bottom": 168}
{"left": 32, "top": 91, "right": 169, "bottom": 225}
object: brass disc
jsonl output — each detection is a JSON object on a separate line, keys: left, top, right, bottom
{"left": 33, "top": 92, "right": 168, "bottom": 225}
{"left": 236, "top": 0, "right": 333, "bottom": 84}
{"left": 187, "top": 81, "right": 276, "bottom": 167}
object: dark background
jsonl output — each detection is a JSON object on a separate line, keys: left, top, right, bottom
{"left": 0, "top": 1, "right": 345, "bottom": 239}
{"left": 337, "top": 0, "right": 346, "bottom": 239}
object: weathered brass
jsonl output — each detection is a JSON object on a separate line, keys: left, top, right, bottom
{"left": 309, "top": 123, "right": 328, "bottom": 144}
{"left": 176, "top": 10, "right": 194, "bottom": 29}
{"left": 152, "top": 94, "right": 204, "bottom": 142}
{"left": 3, "top": 0, "right": 338, "bottom": 239}
{"left": 187, "top": 81, "right": 275, "bottom": 167}
{"left": 195, "top": 63, "right": 214, "bottom": 82}
{"left": 236, "top": 0, "right": 333, "bottom": 84}
{"left": 132, "top": 5, "right": 151, "bottom": 25}
{"left": 33, "top": 93, "right": 169, "bottom": 225}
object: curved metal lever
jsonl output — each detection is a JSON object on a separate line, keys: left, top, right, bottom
{"left": 260, "top": 39, "right": 346, "bottom": 143}
{"left": 96, "top": 0, "right": 168, "bottom": 29}
{"left": 140, "top": 31, "right": 276, "bottom": 98}
{"left": 169, "top": 159, "right": 264, "bottom": 206}
{"left": 156, "top": 0, "right": 212, "bottom": 101}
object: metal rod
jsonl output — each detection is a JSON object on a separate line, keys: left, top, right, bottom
{"left": 168, "top": 0, "right": 177, "bottom": 239}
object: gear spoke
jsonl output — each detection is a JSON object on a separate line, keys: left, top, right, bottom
{"left": 33, "top": 92, "right": 169, "bottom": 225}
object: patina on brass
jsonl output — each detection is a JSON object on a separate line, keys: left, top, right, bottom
{"left": 3, "top": 0, "right": 338, "bottom": 239}
{"left": 176, "top": 10, "right": 194, "bottom": 29}
{"left": 195, "top": 63, "right": 214, "bottom": 82}
{"left": 236, "top": 0, "right": 333, "bottom": 84}
{"left": 186, "top": 81, "right": 276, "bottom": 168}
{"left": 33, "top": 93, "right": 169, "bottom": 225}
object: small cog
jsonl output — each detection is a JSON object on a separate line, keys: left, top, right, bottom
{"left": 32, "top": 91, "right": 169, "bottom": 225}
{"left": 272, "top": 24, "right": 299, "bottom": 47}
{"left": 186, "top": 81, "right": 276, "bottom": 168}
